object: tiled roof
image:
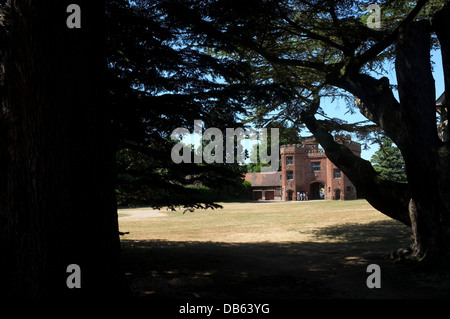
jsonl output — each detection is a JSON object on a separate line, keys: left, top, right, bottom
{"left": 245, "top": 172, "right": 282, "bottom": 187}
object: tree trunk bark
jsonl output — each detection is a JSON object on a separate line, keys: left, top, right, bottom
{"left": 314, "top": 5, "right": 450, "bottom": 267}
{"left": 395, "top": 20, "right": 450, "bottom": 267}
{"left": 0, "top": 1, "right": 128, "bottom": 298}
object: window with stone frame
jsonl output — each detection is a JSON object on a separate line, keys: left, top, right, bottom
{"left": 286, "top": 170, "right": 294, "bottom": 180}
{"left": 286, "top": 156, "right": 293, "bottom": 165}
{"left": 311, "top": 162, "right": 321, "bottom": 171}
{"left": 334, "top": 169, "right": 341, "bottom": 179}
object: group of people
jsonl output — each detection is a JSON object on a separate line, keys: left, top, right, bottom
{"left": 296, "top": 191, "right": 309, "bottom": 201}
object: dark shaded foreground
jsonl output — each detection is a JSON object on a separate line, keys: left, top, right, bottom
{"left": 121, "top": 220, "right": 450, "bottom": 299}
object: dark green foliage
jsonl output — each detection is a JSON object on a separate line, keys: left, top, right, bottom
{"left": 107, "top": 0, "right": 251, "bottom": 209}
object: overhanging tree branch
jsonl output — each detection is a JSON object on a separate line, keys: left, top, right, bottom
{"left": 236, "top": 35, "right": 334, "bottom": 72}
{"left": 281, "top": 14, "right": 346, "bottom": 53}
{"left": 325, "top": 72, "right": 402, "bottom": 145}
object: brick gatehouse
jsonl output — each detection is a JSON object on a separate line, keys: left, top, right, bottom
{"left": 245, "top": 134, "right": 361, "bottom": 201}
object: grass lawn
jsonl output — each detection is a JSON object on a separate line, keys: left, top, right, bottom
{"left": 118, "top": 199, "right": 405, "bottom": 242}
{"left": 118, "top": 200, "right": 450, "bottom": 299}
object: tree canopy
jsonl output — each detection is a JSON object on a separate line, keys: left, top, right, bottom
{"left": 107, "top": 0, "right": 259, "bottom": 210}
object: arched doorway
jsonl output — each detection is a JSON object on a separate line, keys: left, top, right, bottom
{"left": 286, "top": 190, "right": 294, "bottom": 201}
{"left": 310, "top": 182, "right": 325, "bottom": 200}
{"left": 334, "top": 189, "right": 341, "bottom": 200}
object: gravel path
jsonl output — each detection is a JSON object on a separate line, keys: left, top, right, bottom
{"left": 118, "top": 207, "right": 168, "bottom": 219}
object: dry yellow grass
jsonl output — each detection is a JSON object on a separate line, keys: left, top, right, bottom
{"left": 118, "top": 199, "right": 403, "bottom": 243}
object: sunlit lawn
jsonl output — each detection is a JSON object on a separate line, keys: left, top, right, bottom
{"left": 118, "top": 199, "right": 407, "bottom": 243}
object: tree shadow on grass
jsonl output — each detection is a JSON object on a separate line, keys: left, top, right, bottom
{"left": 120, "top": 220, "right": 450, "bottom": 299}
{"left": 310, "top": 219, "right": 414, "bottom": 246}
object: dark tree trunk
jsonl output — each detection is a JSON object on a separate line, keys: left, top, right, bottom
{"left": 0, "top": 1, "right": 128, "bottom": 298}
{"left": 394, "top": 20, "right": 450, "bottom": 266}
{"left": 313, "top": 4, "right": 450, "bottom": 268}
{"left": 301, "top": 112, "right": 411, "bottom": 227}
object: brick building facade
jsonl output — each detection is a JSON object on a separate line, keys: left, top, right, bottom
{"left": 245, "top": 135, "right": 361, "bottom": 201}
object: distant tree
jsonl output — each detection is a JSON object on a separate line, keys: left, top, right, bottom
{"left": 371, "top": 136, "right": 407, "bottom": 183}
